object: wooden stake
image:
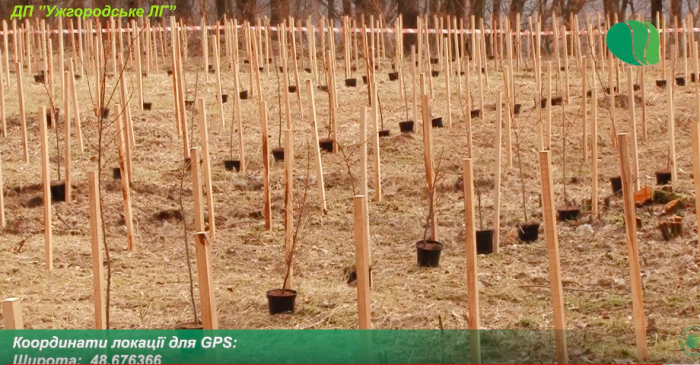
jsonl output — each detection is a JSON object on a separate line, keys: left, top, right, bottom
{"left": 261, "top": 102, "right": 272, "bottom": 231}
{"left": 115, "top": 104, "right": 135, "bottom": 251}
{"left": 353, "top": 194, "right": 372, "bottom": 330}
{"left": 503, "top": 67, "right": 512, "bottom": 169}
{"left": 64, "top": 70, "right": 71, "bottom": 203}
{"left": 134, "top": 22, "right": 143, "bottom": 111}
{"left": 39, "top": 106, "right": 52, "bottom": 270}
{"left": 212, "top": 36, "right": 225, "bottom": 130}
{"left": 546, "top": 62, "right": 552, "bottom": 150}
{"left": 369, "top": 49, "right": 381, "bottom": 202}
{"left": 16, "top": 62, "right": 28, "bottom": 162}
{"left": 283, "top": 129, "right": 294, "bottom": 290}
{"left": 327, "top": 51, "right": 338, "bottom": 152}
{"left": 493, "top": 93, "right": 503, "bottom": 253}
{"left": 0, "top": 46, "right": 5, "bottom": 137}
{"left": 421, "top": 94, "right": 437, "bottom": 240}
{"left": 360, "top": 106, "right": 368, "bottom": 199}
{"left": 2, "top": 298, "right": 23, "bottom": 329}
{"left": 668, "top": 71, "right": 677, "bottom": 189}
{"left": 306, "top": 80, "right": 327, "bottom": 214}
{"left": 462, "top": 158, "right": 481, "bottom": 363}
{"left": 608, "top": 54, "right": 617, "bottom": 147}
{"left": 539, "top": 150, "right": 569, "bottom": 364}
{"left": 87, "top": 171, "right": 106, "bottom": 329}
{"left": 2, "top": 20, "right": 9, "bottom": 86}
{"left": 582, "top": 57, "right": 588, "bottom": 162}
{"left": 616, "top": 134, "right": 648, "bottom": 362}
{"left": 191, "top": 147, "right": 218, "bottom": 330}
{"left": 626, "top": 67, "right": 640, "bottom": 192}
{"left": 691, "top": 122, "right": 700, "bottom": 261}
{"left": 196, "top": 98, "right": 216, "bottom": 239}
{"left": 592, "top": 74, "right": 599, "bottom": 217}
{"left": 69, "top": 60, "right": 84, "bottom": 153}
{"left": 445, "top": 38, "right": 452, "bottom": 127}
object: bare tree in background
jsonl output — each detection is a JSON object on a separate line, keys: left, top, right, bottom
{"left": 651, "top": 0, "right": 662, "bottom": 25}
{"left": 270, "top": 0, "right": 290, "bottom": 24}
{"left": 399, "top": 0, "right": 419, "bottom": 53}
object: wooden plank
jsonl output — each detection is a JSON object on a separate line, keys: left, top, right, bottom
{"left": 369, "top": 48, "right": 381, "bottom": 202}
{"left": 87, "top": 171, "right": 106, "bottom": 329}
{"left": 39, "top": 106, "right": 52, "bottom": 270}
{"left": 616, "top": 134, "right": 648, "bottom": 361}
{"left": 462, "top": 158, "right": 481, "bottom": 363}
{"left": 2, "top": 298, "right": 23, "bottom": 329}
{"left": 353, "top": 195, "right": 372, "bottom": 330}
{"left": 493, "top": 93, "right": 503, "bottom": 253}
{"left": 196, "top": 98, "right": 216, "bottom": 240}
{"left": 306, "top": 80, "right": 327, "bottom": 214}
{"left": 538, "top": 150, "right": 568, "bottom": 364}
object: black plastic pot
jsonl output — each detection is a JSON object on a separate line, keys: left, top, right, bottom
{"left": 34, "top": 74, "right": 45, "bottom": 83}
{"left": 266, "top": 289, "right": 297, "bottom": 315}
{"left": 317, "top": 85, "right": 329, "bottom": 92}
{"left": 113, "top": 167, "right": 121, "bottom": 180}
{"left": 224, "top": 160, "right": 241, "bottom": 172}
{"left": 476, "top": 230, "right": 494, "bottom": 254}
{"left": 279, "top": 66, "right": 286, "bottom": 73}
{"left": 378, "top": 129, "right": 390, "bottom": 138}
{"left": 518, "top": 223, "right": 540, "bottom": 242}
{"left": 362, "top": 76, "right": 368, "bottom": 84}
{"left": 430, "top": 57, "right": 439, "bottom": 65}
{"left": 656, "top": 170, "right": 672, "bottom": 186}
{"left": 604, "top": 86, "right": 618, "bottom": 94}
{"left": 74, "top": 74, "right": 81, "bottom": 80}
{"left": 288, "top": 85, "right": 297, "bottom": 93}
{"left": 431, "top": 117, "right": 444, "bottom": 128}
{"left": 514, "top": 104, "right": 522, "bottom": 115}
{"left": 239, "top": 90, "right": 249, "bottom": 100}
{"left": 388, "top": 72, "right": 399, "bottom": 81}
{"left": 319, "top": 138, "right": 334, "bottom": 153}
{"left": 345, "top": 78, "right": 357, "bottom": 87}
{"left": 633, "top": 84, "right": 641, "bottom": 91}
{"left": 416, "top": 240, "right": 443, "bottom": 267}
{"left": 143, "top": 102, "right": 152, "bottom": 110}
{"left": 272, "top": 147, "right": 285, "bottom": 162}
{"left": 656, "top": 80, "right": 667, "bottom": 88}
{"left": 693, "top": 73, "right": 698, "bottom": 83}
{"left": 557, "top": 207, "right": 581, "bottom": 221}
{"left": 50, "top": 183, "right": 66, "bottom": 202}
{"left": 399, "top": 120, "right": 414, "bottom": 133}
{"left": 259, "top": 67, "right": 264, "bottom": 72}
{"left": 167, "top": 70, "right": 173, "bottom": 76}
{"left": 470, "top": 109, "right": 481, "bottom": 118}
{"left": 185, "top": 100, "right": 194, "bottom": 107}
{"left": 586, "top": 90, "right": 592, "bottom": 98}
{"left": 347, "top": 266, "right": 373, "bottom": 286}
{"left": 540, "top": 98, "right": 548, "bottom": 108}
{"left": 551, "top": 96, "right": 563, "bottom": 106}
{"left": 610, "top": 176, "right": 622, "bottom": 195}
{"left": 221, "top": 94, "right": 229, "bottom": 103}
{"left": 304, "top": 67, "right": 311, "bottom": 73}
{"left": 676, "top": 77, "right": 686, "bottom": 86}
{"left": 431, "top": 70, "right": 440, "bottom": 77}
{"left": 46, "top": 109, "right": 61, "bottom": 126}
{"left": 102, "top": 108, "right": 110, "bottom": 119}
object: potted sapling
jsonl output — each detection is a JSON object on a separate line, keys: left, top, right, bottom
{"left": 398, "top": 68, "right": 414, "bottom": 133}
{"left": 556, "top": 102, "right": 581, "bottom": 221}
{"left": 511, "top": 105, "right": 540, "bottom": 242}
{"left": 416, "top": 151, "right": 445, "bottom": 266}
{"left": 224, "top": 108, "right": 241, "bottom": 172}
{"left": 474, "top": 178, "right": 495, "bottom": 253}
{"left": 266, "top": 142, "right": 313, "bottom": 314}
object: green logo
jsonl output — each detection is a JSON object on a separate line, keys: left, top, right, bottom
{"left": 680, "top": 326, "right": 700, "bottom": 356}
{"left": 606, "top": 20, "right": 660, "bottom": 66}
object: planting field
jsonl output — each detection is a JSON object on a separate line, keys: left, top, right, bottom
{"left": 0, "top": 14, "right": 699, "bottom": 363}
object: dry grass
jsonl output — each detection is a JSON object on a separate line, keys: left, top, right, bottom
{"left": 0, "top": 46, "right": 699, "bottom": 363}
